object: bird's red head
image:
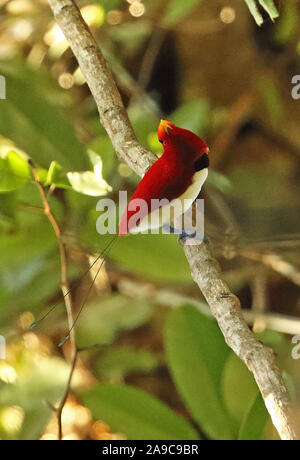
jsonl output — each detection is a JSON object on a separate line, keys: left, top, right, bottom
{"left": 158, "top": 120, "right": 209, "bottom": 161}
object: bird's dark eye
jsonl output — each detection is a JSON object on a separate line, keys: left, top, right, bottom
{"left": 159, "top": 139, "right": 166, "bottom": 145}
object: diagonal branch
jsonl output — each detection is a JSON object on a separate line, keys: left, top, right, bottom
{"left": 48, "top": 0, "right": 299, "bottom": 440}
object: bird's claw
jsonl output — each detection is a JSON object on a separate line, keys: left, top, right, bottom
{"left": 178, "top": 230, "right": 205, "bottom": 242}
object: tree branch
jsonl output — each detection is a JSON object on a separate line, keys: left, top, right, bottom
{"left": 31, "top": 166, "right": 77, "bottom": 440}
{"left": 48, "top": 0, "right": 299, "bottom": 440}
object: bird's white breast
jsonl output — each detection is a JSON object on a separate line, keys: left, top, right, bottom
{"left": 130, "top": 168, "right": 208, "bottom": 233}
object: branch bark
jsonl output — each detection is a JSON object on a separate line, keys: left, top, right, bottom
{"left": 48, "top": 0, "right": 299, "bottom": 440}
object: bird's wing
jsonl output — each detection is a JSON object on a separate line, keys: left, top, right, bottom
{"left": 119, "top": 159, "right": 192, "bottom": 235}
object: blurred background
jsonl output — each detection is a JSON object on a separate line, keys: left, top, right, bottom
{"left": 0, "top": 0, "right": 300, "bottom": 440}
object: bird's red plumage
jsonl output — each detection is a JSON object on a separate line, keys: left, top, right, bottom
{"left": 119, "top": 121, "right": 209, "bottom": 235}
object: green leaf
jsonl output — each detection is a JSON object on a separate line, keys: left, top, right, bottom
{"left": 163, "top": 0, "right": 202, "bottom": 25}
{"left": 238, "top": 394, "right": 269, "bottom": 440}
{"left": 76, "top": 294, "right": 152, "bottom": 347}
{"left": 96, "top": 347, "right": 159, "bottom": 381}
{"left": 93, "top": 233, "right": 191, "bottom": 283}
{"left": 0, "top": 151, "right": 30, "bottom": 192}
{"left": 222, "top": 353, "right": 258, "bottom": 430}
{"left": 0, "top": 63, "right": 88, "bottom": 170}
{"left": 82, "top": 384, "right": 200, "bottom": 440}
{"left": 165, "top": 306, "right": 234, "bottom": 439}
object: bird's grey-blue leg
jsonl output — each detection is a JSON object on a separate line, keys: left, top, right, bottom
{"left": 162, "top": 224, "right": 204, "bottom": 242}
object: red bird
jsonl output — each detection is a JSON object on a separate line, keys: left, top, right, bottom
{"left": 119, "top": 120, "right": 209, "bottom": 238}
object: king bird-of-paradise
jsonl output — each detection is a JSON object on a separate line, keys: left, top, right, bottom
{"left": 119, "top": 119, "right": 210, "bottom": 238}
{"left": 37, "top": 120, "right": 210, "bottom": 344}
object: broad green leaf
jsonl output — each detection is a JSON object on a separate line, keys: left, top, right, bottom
{"left": 82, "top": 231, "right": 191, "bottom": 283}
{"left": 0, "top": 151, "right": 30, "bottom": 192}
{"left": 96, "top": 347, "right": 159, "bottom": 381}
{"left": 238, "top": 394, "right": 269, "bottom": 440}
{"left": 163, "top": 0, "right": 202, "bottom": 25}
{"left": 165, "top": 306, "right": 234, "bottom": 439}
{"left": 222, "top": 353, "right": 258, "bottom": 430}
{"left": 0, "top": 63, "right": 88, "bottom": 170}
{"left": 82, "top": 384, "right": 200, "bottom": 440}
{"left": 76, "top": 294, "right": 152, "bottom": 347}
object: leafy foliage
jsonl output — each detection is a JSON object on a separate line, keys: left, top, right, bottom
{"left": 0, "top": 62, "right": 88, "bottom": 170}
{"left": 238, "top": 394, "right": 269, "bottom": 440}
{"left": 165, "top": 306, "right": 234, "bottom": 439}
{"left": 0, "top": 151, "right": 30, "bottom": 192}
{"left": 1, "top": 0, "right": 299, "bottom": 442}
{"left": 82, "top": 384, "right": 200, "bottom": 440}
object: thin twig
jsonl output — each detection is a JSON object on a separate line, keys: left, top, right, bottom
{"left": 56, "top": 349, "right": 78, "bottom": 440}
{"left": 47, "top": 0, "right": 299, "bottom": 440}
{"left": 31, "top": 166, "right": 77, "bottom": 440}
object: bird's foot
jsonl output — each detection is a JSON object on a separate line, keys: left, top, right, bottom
{"left": 178, "top": 230, "right": 204, "bottom": 242}
{"left": 162, "top": 225, "right": 204, "bottom": 242}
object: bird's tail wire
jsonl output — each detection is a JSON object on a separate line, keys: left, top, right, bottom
{"left": 30, "top": 234, "right": 119, "bottom": 345}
